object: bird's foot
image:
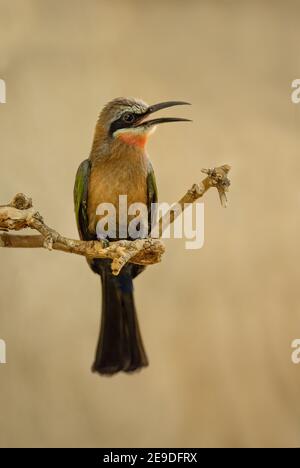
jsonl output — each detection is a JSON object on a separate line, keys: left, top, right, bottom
{"left": 98, "top": 238, "right": 109, "bottom": 249}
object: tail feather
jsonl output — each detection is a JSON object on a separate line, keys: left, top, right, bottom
{"left": 91, "top": 260, "right": 148, "bottom": 375}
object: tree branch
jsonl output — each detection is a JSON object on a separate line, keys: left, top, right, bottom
{"left": 0, "top": 165, "right": 231, "bottom": 275}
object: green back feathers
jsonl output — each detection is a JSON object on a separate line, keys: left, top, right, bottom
{"left": 74, "top": 159, "right": 92, "bottom": 240}
{"left": 147, "top": 162, "right": 158, "bottom": 229}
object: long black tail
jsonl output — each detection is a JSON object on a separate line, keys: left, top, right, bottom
{"left": 91, "top": 260, "right": 148, "bottom": 375}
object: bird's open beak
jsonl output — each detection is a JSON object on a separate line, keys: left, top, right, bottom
{"left": 135, "top": 101, "right": 191, "bottom": 127}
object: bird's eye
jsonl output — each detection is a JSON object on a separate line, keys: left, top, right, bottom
{"left": 122, "top": 112, "right": 135, "bottom": 123}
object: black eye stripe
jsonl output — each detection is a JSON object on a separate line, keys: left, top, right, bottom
{"left": 109, "top": 112, "right": 140, "bottom": 136}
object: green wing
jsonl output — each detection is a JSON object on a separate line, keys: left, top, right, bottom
{"left": 74, "top": 159, "right": 92, "bottom": 240}
{"left": 147, "top": 161, "right": 158, "bottom": 232}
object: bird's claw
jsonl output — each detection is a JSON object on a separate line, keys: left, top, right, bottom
{"left": 99, "top": 238, "right": 109, "bottom": 249}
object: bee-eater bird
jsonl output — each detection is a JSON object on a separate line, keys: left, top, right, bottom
{"left": 74, "top": 97, "right": 190, "bottom": 375}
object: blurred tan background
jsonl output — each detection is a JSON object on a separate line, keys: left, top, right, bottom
{"left": 0, "top": 0, "right": 300, "bottom": 448}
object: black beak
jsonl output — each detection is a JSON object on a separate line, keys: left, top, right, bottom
{"left": 135, "top": 101, "right": 191, "bottom": 127}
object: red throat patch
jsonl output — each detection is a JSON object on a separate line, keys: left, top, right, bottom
{"left": 118, "top": 132, "right": 148, "bottom": 149}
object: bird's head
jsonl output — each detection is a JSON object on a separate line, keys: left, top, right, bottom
{"left": 92, "top": 97, "right": 191, "bottom": 154}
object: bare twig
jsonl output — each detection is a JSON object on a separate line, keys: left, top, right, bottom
{"left": 151, "top": 164, "right": 230, "bottom": 237}
{"left": 0, "top": 165, "right": 231, "bottom": 275}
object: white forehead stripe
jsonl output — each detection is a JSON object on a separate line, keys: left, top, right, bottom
{"left": 114, "top": 125, "right": 157, "bottom": 137}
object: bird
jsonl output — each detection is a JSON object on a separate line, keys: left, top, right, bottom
{"left": 74, "top": 97, "right": 191, "bottom": 375}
